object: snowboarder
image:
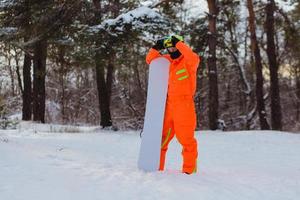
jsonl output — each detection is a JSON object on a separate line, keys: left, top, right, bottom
{"left": 146, "top": 35, "right": 200, "bottom": 174}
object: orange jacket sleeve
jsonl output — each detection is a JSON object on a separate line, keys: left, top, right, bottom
{"left": 146, "top": 48, "right": 161, "bottom": 65}
{"left": 175, "top": 41, "right": 200, "bottom": 72}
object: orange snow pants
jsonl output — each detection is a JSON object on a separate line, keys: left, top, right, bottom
{"left": 159, "top": 95, "right": 198, "bottom": 174}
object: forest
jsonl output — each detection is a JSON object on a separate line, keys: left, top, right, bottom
{"left": 0, "top": 0, "right": 299, "bottom": 132}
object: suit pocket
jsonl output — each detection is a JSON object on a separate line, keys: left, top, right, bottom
{"left": 173, "top": 99, "right": 196, "bottom": 127}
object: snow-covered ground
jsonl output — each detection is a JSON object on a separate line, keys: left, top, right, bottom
{"left": 1, "top": 123, "right": 300, "bottom": 200}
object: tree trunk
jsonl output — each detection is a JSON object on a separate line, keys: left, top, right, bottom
{"left": 22, "top": 51, "right": 32, "bottom": 120}
{"left": 14, "top": 50, "right": 23, "bottom": 95}
{"left": 265, "top": 0, "right": 282, "bottom": 130}
{"left": 93, "top": 0, "right": 113, "bottom": 128}
{"left": 246, "top": 0, "right": 270, "bottom": 130}
{"left": 207, "top": 0, "right": 219, "bottom": 130}
{"left": 6, "top": 51, "right": 15, "bottom": 96}
{"left": 21, "top": 3, "right": 32, "bottom": 121}
{"left": 33, "top": 40, "right": 47, "bottom": 123}
{"left": 58, "top": 46, "right": 67, "bottom": 124}
{"left": 95, "top": 52, "right": 112, "bottom": 127}
{"left": 106, "top": 55, "right": 114, "bottom": 101}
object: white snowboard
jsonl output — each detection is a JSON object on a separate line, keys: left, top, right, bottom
{"left": 138, "top": 57, "right": 170, "bottom": 172}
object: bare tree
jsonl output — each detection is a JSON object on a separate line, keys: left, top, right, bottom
{"left": 265, "top": 0, "right": 282, "bottom": 130}
{"left": 246, "top": 0, "right": 270, "bottom": 130}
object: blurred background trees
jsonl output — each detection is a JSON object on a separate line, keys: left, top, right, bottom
{"left": 0, "top": 0, "right": 299, "bottom": 132}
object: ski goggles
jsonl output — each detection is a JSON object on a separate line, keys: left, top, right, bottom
{"left": 163, "top": 35, "right": 184, "bottom": 48}
{"left": 163, "top": 36, "right": 173, "bottom": 48}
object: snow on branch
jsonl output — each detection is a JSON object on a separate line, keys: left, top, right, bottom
{"left": 0, "top": 27, "right": 18, "bottom": 39}
{"left": 0, "top": 0, "right": 16, "bottom": 9}
{"left": 87, "top": 6, "right": 166, "bottom": 35}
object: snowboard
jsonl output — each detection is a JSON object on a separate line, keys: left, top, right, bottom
{"left": 138, "top": 57, "right": 170, "bottom": 172}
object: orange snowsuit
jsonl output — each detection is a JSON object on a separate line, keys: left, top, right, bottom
{"left": 146, "top": 41, "right": 200, "bottom": 174}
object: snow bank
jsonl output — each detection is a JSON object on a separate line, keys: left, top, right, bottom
{"left": 1, "top": 128, "right": 300, "bottom": 200}
{"left": 0, "top": 27, "right": 17, "bottom": 38}
{"left": 17, "top": 121, "right": 100, "bottom": 133}
{"left": 0, "top": 0, "right": 16, "bottom": 9}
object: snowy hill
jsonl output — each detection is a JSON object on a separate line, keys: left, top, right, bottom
{"left": 1, "top": 123, "right": 300, "bottom": 200}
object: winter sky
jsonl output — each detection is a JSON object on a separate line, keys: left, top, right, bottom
{"left": 183, "top": 0, "right": 208, "bottom": 18}
{"left": 182, "top": 0, "right": 295, "bottom": 19}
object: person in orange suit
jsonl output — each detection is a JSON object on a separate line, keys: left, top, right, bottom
{"left": 146, "top": 35, "right": 200, "bottom": 174}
